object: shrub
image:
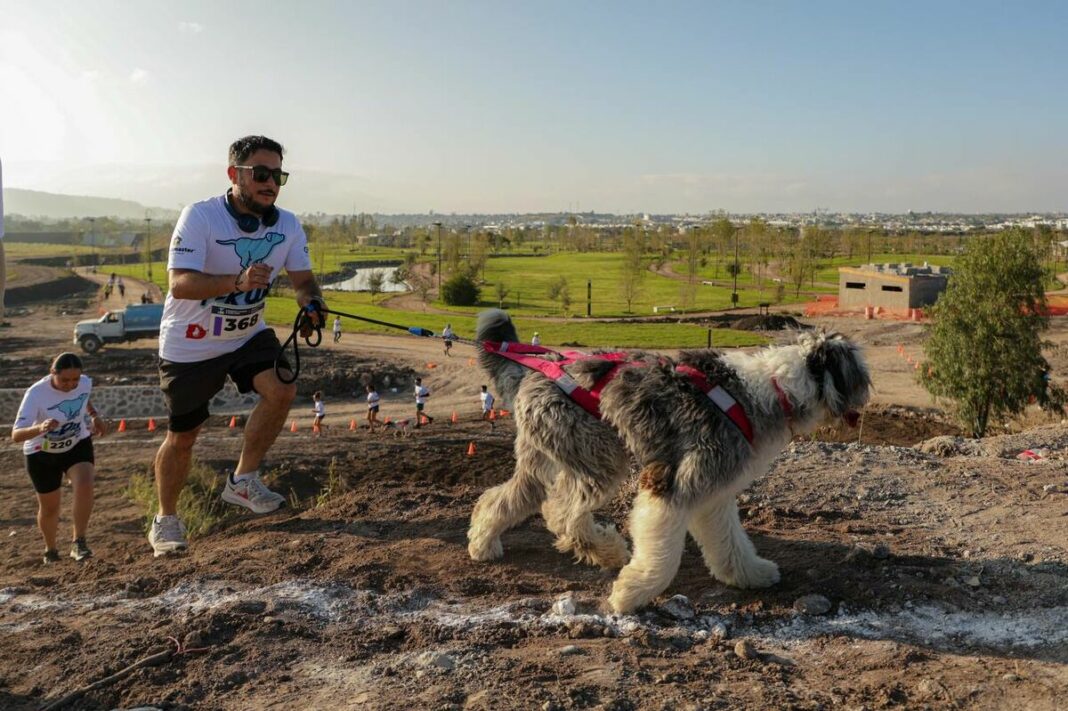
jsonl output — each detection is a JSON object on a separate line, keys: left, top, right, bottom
{"left": 441, "top": 273, "right": 480, "bottom": 306}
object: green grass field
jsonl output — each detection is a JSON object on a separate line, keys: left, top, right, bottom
{"left": 3, "top": 241, "right": 120, "bottom": 259}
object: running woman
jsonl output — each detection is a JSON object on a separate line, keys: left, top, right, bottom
{"left": 150, "top": 135, "right": 325, "bottom": 557}
{"left": 441, "top": 323, "right": 455, "bottom": 356}
{"left": 312, "top": 391, "right": 325, "bottom": 436}
{"left": 366, "top": 384, "right": 381, "bottom": 432}
{"left": 11, "top": 353, "right": 107, "bottom": 563}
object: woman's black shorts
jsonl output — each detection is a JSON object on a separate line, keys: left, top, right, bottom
{"left": 25, "top": 437, "right": 94, "bottom": 494}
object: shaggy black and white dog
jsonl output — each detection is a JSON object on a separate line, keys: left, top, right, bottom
{"left": 467, "top": 309, "right": 871, "bottom": 614}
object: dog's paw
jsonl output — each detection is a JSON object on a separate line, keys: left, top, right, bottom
{"left": 590, "top": 525, "right": 631, "bottom": 570}
{"left": 467, "top": 533, "right": 503, "bottom": 562}
{"left": 722, "top": 556, "right": 780, "bottom": 589}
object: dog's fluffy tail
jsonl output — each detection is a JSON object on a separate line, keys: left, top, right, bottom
{"left": 477, "top": 309, "right": 527, "bottom": 408}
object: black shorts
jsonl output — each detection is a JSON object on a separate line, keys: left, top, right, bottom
{"left": 26, "top": 437, "right": 94, "bottom": 494}
{"left": 159, "top": 329, "right": 290, "bottom": 432}
{"left": 368, "top": 405, "right": 379, "bottom": 413}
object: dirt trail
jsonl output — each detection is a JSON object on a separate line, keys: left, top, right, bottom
{"left": 0, "top": 279, "right": 1066, "bottom": 710}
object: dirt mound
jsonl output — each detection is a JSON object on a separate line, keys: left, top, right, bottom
{"left": 4, "top": 274, "right": 97, "bottom": 306}
{"left": 731, "top": 314, "right": 804, "bottom": 331}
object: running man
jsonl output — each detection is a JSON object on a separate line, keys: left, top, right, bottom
{"left": 479, "top": 384, "right": 495, "bottom": 421}
{"left": 366, "top": 384, "right": 380, "bottom": 432}
{"left": 332, "top": 316, "right": 342, "bottom": 343}
{"left": 149, "top": 135, "right": 325, "bottom": 557}
{"left": 414, "top": 377, "right": 433, "bottom": 427}
{"left": 441, "top": 323, "right": 455, "bottom": 356}
{"left": 11, "top": 353, "right": 107, "bottom": 563}
{"left": 117, "top": 277, "right": 126, "bottom": 299}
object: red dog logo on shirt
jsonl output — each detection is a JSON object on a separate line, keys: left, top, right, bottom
{"left": 185, "top": 324, "right": 208, "bottom": 339}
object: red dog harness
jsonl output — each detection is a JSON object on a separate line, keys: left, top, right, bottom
{"left": 482, "top": 341, "right": 757, "bottom": 445}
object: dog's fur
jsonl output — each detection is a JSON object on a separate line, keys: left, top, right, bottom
{"left": 467, "top": 309, "right": 871, "bottom": 613}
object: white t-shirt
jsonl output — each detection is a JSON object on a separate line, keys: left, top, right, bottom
{"left": 480, "top": 391, "right": 495, "bottom": 411}
{"left": 367, "top": 391, "right": 380, "bottom": 408}
{"left": 313, "top": 400, "right": 325, "bottom": 417}
{"left": 415, "top": 384, "right": 430, "bottom": 404}
{"left": 531, "top": 334, "right": 541, "bottom": 346}
{"left": 333, "top": 318, "right": 341, "bottom": 334}
{"left": 13, "top": 375, "right": 93, "bottom": 455}
{"left": 158, "top": 194, "right": 312, "bottom": 362}
{"left": 442, "top": 326, "right": 455, "bottom": 340}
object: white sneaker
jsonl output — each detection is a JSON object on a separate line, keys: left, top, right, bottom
{"left": 221, "top": 472, "right": 284, "bottom": 514}
{"left": 149, "top": 515, "right": 188, "bottom": 557}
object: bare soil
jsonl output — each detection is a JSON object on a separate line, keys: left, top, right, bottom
{"left": 0, "top": 277, "right": 1066, "bottom": 710}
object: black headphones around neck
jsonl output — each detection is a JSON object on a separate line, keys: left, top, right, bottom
{"left": 224, "top": 188, "right": 280, "bottom": 233}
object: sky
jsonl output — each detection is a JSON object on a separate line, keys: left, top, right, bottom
{"left": 1, "top": 1, "right": 1067, "bottom": 215}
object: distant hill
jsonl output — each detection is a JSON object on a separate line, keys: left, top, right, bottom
{"left": 2, "top": 188, "right": 175, "bottom": 220}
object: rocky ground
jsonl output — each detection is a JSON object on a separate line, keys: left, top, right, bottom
{"left": 0, "top": 272, "right": 1066, "bottom": 710}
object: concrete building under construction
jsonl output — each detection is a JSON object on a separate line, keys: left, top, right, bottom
{"left": 838, "top": 263, "right": 951, "bottom": 311}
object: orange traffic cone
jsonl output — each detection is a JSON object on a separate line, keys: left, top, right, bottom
{"left": 349, "top": 418, "right": 357, "bottom": 431}
{"left": 468, "top": 358, "right": 475, "bottom": 366}
{"left": 229, "top": 415, "right": 238, "bottom": 428}
{"left": 147, "top": 418, "right": 157, "bottom": 432}
{"left": 499, "top": 409, "right": 509, "bottom": 418}
{"left": 384, "top": 416, "right": 391, "bottom": 425}
{"left": 466, "top": 441, "right": 476, "bottom": 456}
{"left": 290, "top": 420, "right": 298, "bottom": 432}
{"left": 451, "top": 411, "right": 458, "bottom": 424}
{"left": 420, "top": 414, "right": 429, "bottom": 426}
{"left": 488, "top": 409, "right": 497, "bottom": 420}
{"left": 117, "top": 419, "right": 127, "bottom": 433}
{"left": 427, "top": 362, "right": 438, "bottom": 369}
{"left": 313, "top": 422, "right": 321, "bottom": 435}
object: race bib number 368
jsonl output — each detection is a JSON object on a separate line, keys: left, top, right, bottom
{"left": 209, "top": 303, "right": 264, "bottom": 339}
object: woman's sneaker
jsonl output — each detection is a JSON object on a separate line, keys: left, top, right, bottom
{"left": 149, "top": 515, "right": 188, "bottom": 557}
{"left": 70, "top": 538, "right": 93, "bottom": 561}
{"left": 42, "top": 549, "right": 61, "bottom": 564}
{"left": 221, "top": 472, "right": 285, "bottom": 514}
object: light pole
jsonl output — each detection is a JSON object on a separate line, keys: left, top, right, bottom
{"left": 144, "top": 217, "right": 152, "bottom": 282}
{"left": 88, "top": 217, "right": 96, "bottom": 269}
{"left": 433, "top": 221, "right": 443, "bottom": 292}
{"left": 731, "top": 229, "right": 739, "bottom": 308}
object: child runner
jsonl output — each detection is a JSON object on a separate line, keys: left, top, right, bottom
{"left": 480, "top": 384, "right": 495, "bottom": 420}
{"left": 366, "top": 384, "right": 380, "bottom": 432}
{"left": 333, "top": 316, "right": 342, "bottom": 343}
{"left": 311, "top": 391, "right": 325, "bottom": 436}
{"left": 441, "top": 323, "right": 455, "bottom": 356}
{"left": 414, "top": 377, "right": 434, "bottom": 427}
{"left": 531, "top": 331, "right": 541, "bottom": 346}
{"left": 11, "top": 353, "right": 107, "bottom": 563}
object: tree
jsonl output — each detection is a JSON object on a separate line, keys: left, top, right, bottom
{"left": 495, "top": 281, "right": 510, "bottom": 308}
{"left": 408, "top": 272, "right": 434, "bottom": 309}
{"left": 547, "top": 275, "right": 571, "bottom": 314}
{"left": 367, "top": 269, "right": 385, "bottom": 304}
{"left": 441, "top": 273, "right": 480, "bottom": 306}
{"left": 921, "top": 230, "right": 1065, "bottom": 437}
{"left": 619, "top": 227, "right": 645, "bottom": 313}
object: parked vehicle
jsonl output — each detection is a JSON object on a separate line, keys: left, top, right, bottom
{"left": 73, "top": 303, "right": 164, "bottom": 353}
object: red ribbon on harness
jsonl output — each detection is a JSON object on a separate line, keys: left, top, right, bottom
{"left": 482, "top": 341, "right": 755, "bottom": 445}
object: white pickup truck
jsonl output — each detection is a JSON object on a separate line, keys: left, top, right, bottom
{"left": 73, "top": 303, "right": 164, "bottom": 353}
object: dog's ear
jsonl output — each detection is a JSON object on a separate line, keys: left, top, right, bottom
{"left": 805, "top": 332, "right": 871, "bottom": 415}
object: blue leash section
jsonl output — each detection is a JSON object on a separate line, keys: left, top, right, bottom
{"left": 276, "top": 303, "right": 438, "bottom": 384}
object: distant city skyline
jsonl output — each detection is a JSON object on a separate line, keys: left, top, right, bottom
{"left": 2, "top": 1, "right": 1067, "bottom": 214}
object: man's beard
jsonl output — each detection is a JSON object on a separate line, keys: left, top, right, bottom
{"left": 238, "top": 188, "right": 272, "bottom": 215}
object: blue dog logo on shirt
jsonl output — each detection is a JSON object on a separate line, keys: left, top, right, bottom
{"left": 48, "top": 393, "right": 88, "bottom": 421}
{"left": 216, "top": 232, "right": 286, "bottom": 269}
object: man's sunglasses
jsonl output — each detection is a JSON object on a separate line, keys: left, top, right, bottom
{"left": 233, "top": 165, "right": 289, "bottom": 186}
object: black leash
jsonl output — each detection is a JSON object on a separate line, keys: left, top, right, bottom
{"left": 276, "top": 302, "right": 441, "bottom": 384}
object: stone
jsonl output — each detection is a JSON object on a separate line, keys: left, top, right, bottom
{"left": 552, "top": 594, "right": 577, "bottom": 616}
{"left": 556, "top": 645, "right": 584, "bottom": 656}
{"left": 182, "top": 631, "right": 204, "bottom": 649}
{"left": 964, "top": 576, "right": 981, "bottom": 587}
{"left": 871, "top": 544, "right": 891, "bottom": 560}
{"left": 793, "top": 594, "right": 832, "bottom": 615}
{"left": 659, "top": 594, "right": 695, "bottom": 621}
{"left": 734, "top": 639, "right": 761, "bottom": 661}
{"left": 417, "top": 651, "right": 456, "bottom": 671}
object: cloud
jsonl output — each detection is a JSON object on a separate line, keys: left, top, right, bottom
{"left": 178, "top": 21, "right": 204, "bottom": 34}
{"left": 129, "top": 68, "right": 150, "bottom": 84}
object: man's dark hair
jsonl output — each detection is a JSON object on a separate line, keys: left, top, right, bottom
{"left": 51, "top": 352, "right": 83, "bottom": 372}
{"left": 228, "top": 135, "right": 284, "bottom": 165}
